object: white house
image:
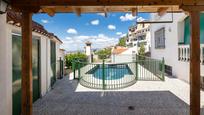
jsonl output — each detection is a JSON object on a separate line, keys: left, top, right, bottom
{"left": 126, "top": 23, "right": 151, "bottom": 53}
{"left": 150, "top": 13, "right": 204, "bottom": 84}
{"left": 0, "top": 10, "right": 63, "bottom": 115}
{"left": 111, "top": 46, "right": 137, "bottom": 63}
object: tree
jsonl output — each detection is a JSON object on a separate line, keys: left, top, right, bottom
{"left": 118, "top": 36, "right": 126, "bottom": 46}
{"left": 95, "top": 48, "right": 111, "bottom": 59}
{"left": 138, "top": 43, "right": 145, "bottom": 56}
{"left": 65, "top": 52, "right": 87, "bottom": 69}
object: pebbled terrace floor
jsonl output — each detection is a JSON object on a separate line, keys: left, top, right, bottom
{"left": 33, "top": 77, "right": 204, "bottom": 115}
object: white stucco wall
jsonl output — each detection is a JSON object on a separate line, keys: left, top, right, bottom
{"left": 47, "top": 39, "right": 51, "bottom": 90}
{"left": 40, "top": 36, "right": 48, "bottom": 96}
{"left": 112, "top": 54, "right": 134, "bottom": 63}
{"left": 0, "top": 13, "right": 12, "bottom": 115}
{"left": 150, "top": 13, "right": 204, "bottom": 82}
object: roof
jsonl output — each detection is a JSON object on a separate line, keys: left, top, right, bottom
{"left": 9, "top": 0, "right": 193, "bottom": 17}
{"left": 112, "top": 46, "right": 127, "bottom": 55}
{"left": 6, "top": 9, "right": 63, "bottom": 43}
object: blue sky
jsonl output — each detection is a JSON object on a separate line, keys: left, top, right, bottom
{"left": 33, "top": 13, "right": 149, "bottom": 51}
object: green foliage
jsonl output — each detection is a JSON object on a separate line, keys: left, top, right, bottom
{"left": 95, "top": 48, "right": 111, "bottom": 59}
{"left": 138, "top": 43, "right": 145, "bottom": 56}
{"left": 118, "top": 36, "right": 126, "bottom": 46}
{"left": 65, "top": 52, "right": 87, "bottom": 69}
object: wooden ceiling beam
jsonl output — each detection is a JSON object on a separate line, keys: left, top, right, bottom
{"left": 42, "top": 8, "right": 55, "bottom": 16}
{"left": 180, "top": 5, "right": 204, "bottom": 11}
{"left": 104, "top": 6, "right": 108, "bottom": 17}
{"left": 131, "top": 8, "right": 137, "bottom": 16}
{"left": 73, "top": 7, "right": 81, "bottom": 16}
{"left": 157, "top": 7, "right": 169, "bottom": 16}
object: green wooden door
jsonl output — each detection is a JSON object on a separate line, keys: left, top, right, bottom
{"left": 12, "top": 35, "right": 40, "bottom": 115}
{"left": 50, "top": 41, "right": 56, "bottom": 87}
{"left": 12, "top": 35, "right": 22, "bottom": 115}
{"left": 32, "top": 39, "right": 40, "bottom": 102}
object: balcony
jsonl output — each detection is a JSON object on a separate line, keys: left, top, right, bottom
{"left": 178, "top": 44, "right": 204, "bottom": 64}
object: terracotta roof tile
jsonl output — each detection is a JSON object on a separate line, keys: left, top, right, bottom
{"left": 6, "top": 9, "right": 63, "bottom": 43}
{"left": 112, "top": 47, "right": 127, "bottom": 55}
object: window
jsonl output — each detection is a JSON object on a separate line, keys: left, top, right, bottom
{"left": 165, "top": 65, "right": 172, "bottom": 76}
{"left": 155, "top": 27, "right": 165, "bottom": 49}
{"left": 138, "top": 35, "right": 146, "bottom": 40}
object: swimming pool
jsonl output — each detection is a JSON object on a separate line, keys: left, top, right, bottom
{"left": 87, "top": 64, "right": 133, "bottom": 80}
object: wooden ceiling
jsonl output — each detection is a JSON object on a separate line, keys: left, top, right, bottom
{"left": 10, "top": 0, "right": 204, "bottom": 16}
{"left": 40, "top": 6, "right": 182, "bottom": 16}
{"left": 10, "top": 0, "right": 204, "bottom": 6}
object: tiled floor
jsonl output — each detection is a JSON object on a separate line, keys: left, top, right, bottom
{"left": 33, "top": 77, "right": 204, "bottom": 115}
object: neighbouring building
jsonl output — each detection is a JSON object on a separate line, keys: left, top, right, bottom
{"left": 111, "top": 46, "right": 137, "bottom": 63}
{"left": 126, "top": 23, "right": 151, "bottom": 53}
{"left": 150, "top": 13, "right": 204, "bottom": 85}
{"left": 0, "top": 9, "right": 63, "bottom": 115}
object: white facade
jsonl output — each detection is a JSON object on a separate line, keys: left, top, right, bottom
{"left": 0, "top": 13, "right": 62, "bottom": 115}
{"left": 126, "top": 24, "right": 151, "bottom": 53}
{"left": 85, "top": 45, "right": 91, "bottom": 56}
{"left": 150, "top": 13, "right": 204, "bottom": 83}
{"left": 85, "top": 42, "right": 92, "bottom": 63}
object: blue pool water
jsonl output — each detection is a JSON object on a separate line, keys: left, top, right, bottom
{"left": 87, "top": 64, "right": 133, "bottom": 80}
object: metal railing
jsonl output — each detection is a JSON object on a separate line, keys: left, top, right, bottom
{"left": 72, "top": 55, "right": 164, "bottom": 90}
{"left": 136, "top": 55, "right": 165, "bottom": 81}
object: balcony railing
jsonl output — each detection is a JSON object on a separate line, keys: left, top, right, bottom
{"left": 178, "top": 44, "right": 204, "bottom": 64}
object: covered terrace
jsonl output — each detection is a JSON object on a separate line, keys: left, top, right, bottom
{"left": 2, "top": 0, "right": 204, "bottom": 115}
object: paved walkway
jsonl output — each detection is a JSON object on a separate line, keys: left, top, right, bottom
{"left": 33, "top": 77, "right": 204, "bottom": 115}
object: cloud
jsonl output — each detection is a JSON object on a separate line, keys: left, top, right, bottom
{"left": 90, "top": 19, "right": 99, "bottom": 25}
{"left": 61, "top": 34, "right": 118, "bottom": 51}
{"left": 120, "top": 34, "right": 126, "bottom": 37}
{"left": 108, "top": 25, "right": 116, "bottom": 30}
{"left": 67, "top": 28, "right": 78, "bottom": 34}
{"left": 120, "top": 13, "right": 136, "bottom": 21}
{"left": 116, "top": 32, "right": 122, "bottom": 35}
{"left": 97, "top": 13, "right": 106, "bottom": 17}
{"left": 137, "top": 17, "right": 146, "bottom": 22}
{"left": 41, "top": 19, "right": 49, "bottom": 24}
{"left": 65, "top": 37, "right": 72, "bottom": 40}
{"left": 116, "top": 32, "right": 126, "bottom": 37}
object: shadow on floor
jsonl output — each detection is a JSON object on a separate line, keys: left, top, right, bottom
{"left": 33, "top": 77, "right": 203, "bottom": 115}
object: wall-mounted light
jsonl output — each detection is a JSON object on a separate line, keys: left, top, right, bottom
{"left": 0, "top": 0, "right": 8, "bottom": 14}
